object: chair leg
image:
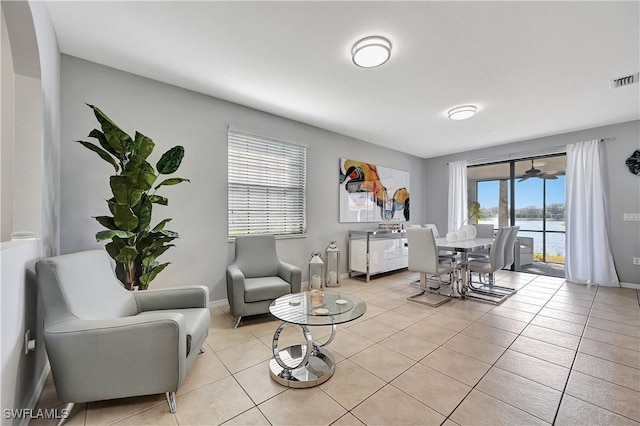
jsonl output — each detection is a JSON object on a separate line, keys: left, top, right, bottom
{"left": 56, "top": 402, "right": 75, "bottom": 426}
{"left": 166, "top": 391, "right": 177, "bottom": 413}
{"left": 233, "top": 316, "right": 242, "bottom": 329}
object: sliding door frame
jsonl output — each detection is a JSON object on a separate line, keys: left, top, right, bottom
{"left": 470, "top": 153, "right": 566, "bottom": 266}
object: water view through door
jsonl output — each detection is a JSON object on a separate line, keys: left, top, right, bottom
{"left": 468, "top": 154, "right": 566, "bottom": 277}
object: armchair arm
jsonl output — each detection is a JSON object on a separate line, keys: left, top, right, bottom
{"left": 278, "top": 261, "right": 302, "bottom": 293}
{"left": 44, "top": 312, "right": 187, "bottom": 403}
{"left": 226, "top": 264, "right": 246, "bottom": 316}
{"left": 133, "top": 285, "right": 209, "bottom": 312}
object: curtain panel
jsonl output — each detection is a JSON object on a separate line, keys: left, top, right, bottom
{"left": 448, "top": 160, "right": 468, "bottom": 232}
{"left": 565, "top": 140, "right": 619, "bottom": 286}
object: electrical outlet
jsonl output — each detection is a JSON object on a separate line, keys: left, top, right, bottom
{"left": 24, "top": 329, "right": 36, "bottom": 354}
{"left": 623, "top": 214, "right": 640, "bottom": 221}
{"left": 634, "top": 257, "right": 640, "bottom": 266}
{"left": 24, "top": 330, "right": 30, "bottom": 355}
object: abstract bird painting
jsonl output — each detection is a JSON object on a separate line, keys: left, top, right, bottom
{"left": 339, "top": 158, "right": 410, "bottom": 222}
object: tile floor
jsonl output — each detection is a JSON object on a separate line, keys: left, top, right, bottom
{"left": 34, "top": 270, "right": 640, "bottom": 425}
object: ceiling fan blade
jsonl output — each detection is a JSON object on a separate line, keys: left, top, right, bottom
{"left": 518, "top": 176, "right": 530, "bottom": 182}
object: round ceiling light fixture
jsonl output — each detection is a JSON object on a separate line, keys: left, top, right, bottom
{"left": 448, "top": 105, "right": 477, "bottom": 120}
{"left": 352, "top": 36, "right": 392, "bottom": 68}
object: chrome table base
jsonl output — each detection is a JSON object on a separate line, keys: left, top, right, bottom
{"left": 269, "top": 345, "right": 335, "bottom": 388}
{"left": 270, "top": 322, "right": 337, "bottom": 388}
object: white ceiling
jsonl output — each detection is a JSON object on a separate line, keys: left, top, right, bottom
{"left": 45, "top": 1, "right": 640, "bottom": 159}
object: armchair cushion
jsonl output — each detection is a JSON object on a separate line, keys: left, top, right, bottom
{"left": 244, "top": 276, "right": 292, "bottom": 303}
{"left": 39, "top": 249, "right": 139, "bottom": 321}
{"left": 234, "top": 235, "right": 280, "bottom": 278}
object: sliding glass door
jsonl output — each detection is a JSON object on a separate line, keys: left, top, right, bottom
{"left": 468, "top": 154, "right": 566, "bottom": 272}
{"left": 514, "top": 157, "right": 566, "bottom": 264}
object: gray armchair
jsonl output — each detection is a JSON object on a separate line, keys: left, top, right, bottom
{"left": 227, "top": 234, "right": 301, "bottom": 329}
{"left": 35, "top": 250, "right": 210, "bottom": 421}
{"left": 515, "top": 236, "right": 534, "bottom": 270}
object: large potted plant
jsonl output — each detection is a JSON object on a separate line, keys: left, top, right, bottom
{"left": 77, "top": 104, "right": 189, "bottom": 290}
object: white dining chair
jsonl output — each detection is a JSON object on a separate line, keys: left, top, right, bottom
{"left": 467, "top": 227, "right": 517, "bottom": 302}
{"left": 468, "top": 223, "right": 495, "bottom": 260}
{"left": 502, "top": 226, "right": 520, "bottom": 269}
{"left": 474, "top": 223, "right": 495, "bottom": 238}
{"left": 407, "top": 227, "right": 457, "bottom": 304}
{"left": 423, "top": 223, "right": 460, "bottom": 263}
{"left": 468, "top": 227, "right": 507, "bottom": 286}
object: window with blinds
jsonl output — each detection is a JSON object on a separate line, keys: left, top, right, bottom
{"left": 228, "top": 126, "right": 307, "bottom": 237}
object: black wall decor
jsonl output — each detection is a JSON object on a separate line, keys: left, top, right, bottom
{"left": 626, "top": 149, "right": 640, "bottom": 176}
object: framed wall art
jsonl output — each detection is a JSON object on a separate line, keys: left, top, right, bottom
{"left": 339, "top": 158, "right": 410, "bottom": 223}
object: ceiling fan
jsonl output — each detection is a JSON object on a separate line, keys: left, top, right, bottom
{"left": 518, "top": 159, "right": 565, "bottom": 182}
{"left": 518, "top": 160, "right": 542, "bottom": 182}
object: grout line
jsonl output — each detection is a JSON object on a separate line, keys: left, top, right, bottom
{"left": 440, "top": 277, "right": 560, "bottom": 425}
{"left": 550, "top": 283, "right": 597, "bottom": 425}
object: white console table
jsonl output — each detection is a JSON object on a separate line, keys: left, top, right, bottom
{"left": 348, "top": 229, "right": 408, "bottom": 282}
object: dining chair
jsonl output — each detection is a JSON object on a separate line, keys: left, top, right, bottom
{"left": 468, "top": 227, "right": 508, "bottom": 287}
{"left": 474, "top": 223, "right": 495, "bottom": 238}
{"left": 503, "top": 226, "right": 520, "bottom": 269}
{"left": 407, "top": 227, "right": 458, "bottom": 304}
{"left": 467, "top": 227, "right": 517, "bottom": 301}
{"left": 468, "top": 223, "right": 495, "bottom": 260}
{"left": 423, "top": 223, "right": 460, "bottom": 263}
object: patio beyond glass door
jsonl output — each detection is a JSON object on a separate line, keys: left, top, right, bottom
{"left": 468, "top": 154, "right": 566, "bottom": 276}
{"left": 514, "top": 158, "right": 566, "bottom": 265}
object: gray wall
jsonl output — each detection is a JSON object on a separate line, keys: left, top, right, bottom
{"left": 32, "top": 1, "right": 61, "bottom": 258}
{"left": 1, "top": 9, "right": 14, "bottom": 242}
{"left": 424, "top": 120, "right": 640, "bottom": 285}
{"left": 0, "top": 0, "right": 60, "bottom": 421}
{"left": 60, "top": 55, "right": 425, "bottom": 302}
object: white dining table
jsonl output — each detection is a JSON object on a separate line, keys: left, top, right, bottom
{"left": 435, "top": 237, "right": 493, "bottom": 298}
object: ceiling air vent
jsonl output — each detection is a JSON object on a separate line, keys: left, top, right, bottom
{"left": 609, "top": 72, "right": 639, "bottom": 89}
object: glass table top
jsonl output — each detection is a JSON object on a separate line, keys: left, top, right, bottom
{"left": 269, "top": 291, "right": 367, "bottom": 326}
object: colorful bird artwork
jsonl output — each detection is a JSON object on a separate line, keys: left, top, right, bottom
{"left": 340, "top": 159, "right": 410, "bottom": 221}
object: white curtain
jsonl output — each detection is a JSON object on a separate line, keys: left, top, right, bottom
{"left": 565, "top": 140, "right": 619, "bottom": 286}
{"left": 448, "top": 160, "right": 468, "bottom": 232}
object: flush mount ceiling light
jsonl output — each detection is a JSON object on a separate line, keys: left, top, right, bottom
{"left": 352, "top": 36, "right": 392, "bottom": 68}
{"left": 448, "top": 105, "right": 477, "bottom": 120}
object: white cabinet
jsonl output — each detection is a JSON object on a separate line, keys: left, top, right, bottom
{"left": 348, "top": 230, "right": 408, "bottom": 282}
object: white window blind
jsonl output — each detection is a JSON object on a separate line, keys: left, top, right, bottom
{"left": 228, "top": 126, "right": 307, "bottom": 237}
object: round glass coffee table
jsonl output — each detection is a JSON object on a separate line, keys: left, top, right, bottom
{"left": 268, "top": 291, "right": 366, "bottom": 388}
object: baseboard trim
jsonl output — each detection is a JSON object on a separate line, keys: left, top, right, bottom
{"left": 208, "top": 298, "right": 229, "bottom": 308}
{"left": 620, "top": 281, "right": 640, "bottom": 290}
{"left": 20, "top": 362, "right": 51, "bottom": 426}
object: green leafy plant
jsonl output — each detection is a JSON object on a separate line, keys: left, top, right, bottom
{"left": 468, "top": 200, "right": 482, "bottom": 223}
{"left": 77, "top": 104, "right": 189, "bottom": 290}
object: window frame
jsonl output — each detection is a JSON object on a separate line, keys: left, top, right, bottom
{"left": 227, "top": 125, "right": 307, "bottom": 239}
